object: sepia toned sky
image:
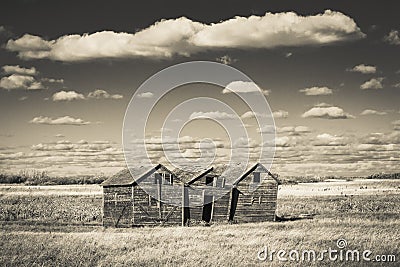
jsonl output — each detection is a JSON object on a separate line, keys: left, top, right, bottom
{"left": 0, "top": 0, "right": 399, "bottom": 177}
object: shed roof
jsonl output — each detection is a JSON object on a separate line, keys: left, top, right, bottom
{"left": 101, "top": 164, "right": 168, "bottom": 187}
{"left": 233, "top": 163, "right": 280, "bottom": 185}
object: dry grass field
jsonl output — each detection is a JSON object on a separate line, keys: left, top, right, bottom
{"left": 0, "top": 179, "right": 399, "bottom": 266}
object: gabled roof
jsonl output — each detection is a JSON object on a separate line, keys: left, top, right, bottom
{"left": 172, "top": 168, "right": 197, "bottom": 183}
{"left": 187, "top": 167, "right": 214, "bottom": 185}
{"left": 233, "top": 163, "right": 280, "bottom": 185}
{"left": 101, "top": 163, "right": 175, "bottom": 187}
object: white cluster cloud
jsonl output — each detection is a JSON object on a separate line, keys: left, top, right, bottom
{"left": 360, "top": 109, "right": 387, "bottom": 116}
{"left": 52, "top": 91, "right": 85, "bottom": 101}
{"left": 29, "top": 116, "right": 91, "bottom": 125}
{"left": 275, "top": 136, "right": 291, "bottom": 147}
{"left": 0, "top": 64, "right": 65, "bottom": 91}
{"left": 42, "top": 77, "right": 64, "bottom": 83}
{"left": 0, "top": 74, "right": 44, "bottom": 90}
{"left": 348, "top": 64, "right": 377, "bottom": 74}
{"left": 137, "top": 92, "right": 154, "bottom": 98}
{"left": 392, "top": 83, "right": 400, "bottom": 88}
{"left": 6, "top": 10, "right": 364, "bottom": 61}
{"left": 360, "top": 77, "right": 384, "bottom": 90}
{"left": 257, "top": 125, "right": 275, "bottom": 134}
{"left": 277, "top": 126, "right": 310, "bottom": 135}
{"left": 31, "top": 140, "right": 113, "bottom": 152}
{"left": 216, "top": 55, "right": 236, "bottom": 65}
{"left": 87, "top": 89, "right": 123, "bottom": 99}
{"left": 0, "top": 140, "right": 125, "bottom": 176}
{"left": 2, "top": 65, "right": 38, "bottom": 75}
{"left": 302, "top": 105, "right": 355, "bottom": 119}
{"left": 273, "top": 110, "right": 289, "bottom": 119}
{"left": 52, "top": 89, "right": 123, "bottom": 101}
{"left": 240, "top": 111, "right": 269, "bottom": 119}
{"left": 361, "top": 132, "right": 400, "bottom": 145}
{"left": 384, "top": 30, "right": 400, "bottom": 45}
{"left": 222, "top": 81, "right": 269, "bottom": 95}
{"left": 189, "top": 111, "right": 237, "bottom": 120}
{"left": 314, "top": 133, "right": 345, "bottom": 146}
{"left": 299, "top": 86, "right": 333, "bottom": 96}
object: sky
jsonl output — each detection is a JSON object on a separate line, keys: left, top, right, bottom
{"left": 0, "top": 0, "right": 399, "bottom": 177}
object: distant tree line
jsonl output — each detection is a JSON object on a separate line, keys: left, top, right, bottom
{"left": 367, "top": 173, "right": 400, "bottom": 179}
{"left": 0, "top": 170, "right": 107, "bottom": 185}
{"left": 1, "top": 170, "right": 399, "bottom": 186}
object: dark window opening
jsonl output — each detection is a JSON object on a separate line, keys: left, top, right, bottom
{"left": 253, "top": 172, "right": 261, "bottom": 183}
{"left": 205, "top": 176, "right": 214, "bottom": 186}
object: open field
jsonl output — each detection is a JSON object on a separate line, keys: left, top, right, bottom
{"left": 0, "top": 179, "right": 399, "bottom": 266}
{"left": 1, "top": 216, "right": 399, "bottom": 266}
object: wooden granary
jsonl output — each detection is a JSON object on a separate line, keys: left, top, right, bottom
{"left": 101, "top": 163, "right": 279, "bottom": 227}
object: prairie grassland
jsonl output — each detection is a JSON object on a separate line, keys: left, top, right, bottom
{"left": 1, "top": 215, "right": 399, "bottom": 266}
{"left": 0, "top": 180, "right": 399, "bottom": 266}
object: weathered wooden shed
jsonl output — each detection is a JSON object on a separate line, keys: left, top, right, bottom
{"left": 102, "top": 162, "right": 279, "bottom": 227}
{"left": 183, "top": 167, "right": 231, "bottom": 225}
{"left": 228, "top": 163, "right": 280, "bottom": 223}
{"left": 101, "top": 164, "right": 183, "bottom": 227}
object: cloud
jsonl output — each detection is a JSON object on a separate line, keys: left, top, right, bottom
{"left": 285, "top": 52, "right": 293, "bottom": 58}
{"left": 302, "top": 105, "right": 355, "bottom": 119}
{"left": 52, "top": 90, "right": 85, "bottom": 101}
{"left": 136, "top": 92, "right": 154, "bottom": 98}
{"left": 348, "top": 64, "right": 377, "bottom": 74}
{"left": 384, "top": 30, "right": 400, "bottom": 45}
{"left": 275, "top": 136, "right": 291, "bottom": 147}
{"left": 314, "top": 133, "right": 345, "bottom": 146}
{"left": 360, "top": 109, "right": 387, "bottom": 116}
{"left": 0, "top": 74, "right": 44, "bottom": 90}
{"left": 257, "top": 125, "right": 275, "bottom": 134}
{"left": 222, "top": 81, "right": 269, "bottom": 95}
{"left": 29, "top": 116, "right": 91, "bottom": 125}
{"left": 299, "top": 86, "right": 333, "bottom": 95}
{"left": 42, "top": 77, "right": 64, "bottom": 83}
{"left": 31, "top": 140, "right": 113, "bottom": 152}
{"left": 2, "top": 65, "right": 38, "bottom": 75}
{"left": 277, "top": 126, "right": 311, "bottom": 135}
{"left": 273, "top": 110, "right": 289, "bottom": 119}
{"left": 18, "top": 96, "right": 28, "bottom": 101}
{"left": 192, "top": 10, "right": 365, "bottom": 47}
{"left": 0, "top": 140, "right": 125, "bottom": 176}
{"left": 55, "top": 134, "right": 65, "bottom": 138}
{"left": 240, "top": 111, "right": 269, "bottom": 119}
{"left": 216, "top": 55, "right": 236, "bottom": 65}
{"left": 361, "top": 132, "right": 400, "bottom": 145}
{"left": 393, "top": 120, "right": 400, "bottom": 131}
{"left": 87, "top": 89, "right": 123, "bottom": 99}
{"left": 314, "top": 102, "right": 332, "bottom": 107}
{"left": 360, "top": 77, "right": 384, "bottom": 90}
{"left": 189, "top": 111, "right": 237, "bottom": 120}
{"left": 6, "top": 10, "right": 364, "bottom": 62}
{"left": 393, "top": 83, "right": 400, "bottom": 88}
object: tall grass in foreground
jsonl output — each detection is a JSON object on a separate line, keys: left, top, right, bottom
{"left": 1, "top": 216, "right": 399, "bottom": 266}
